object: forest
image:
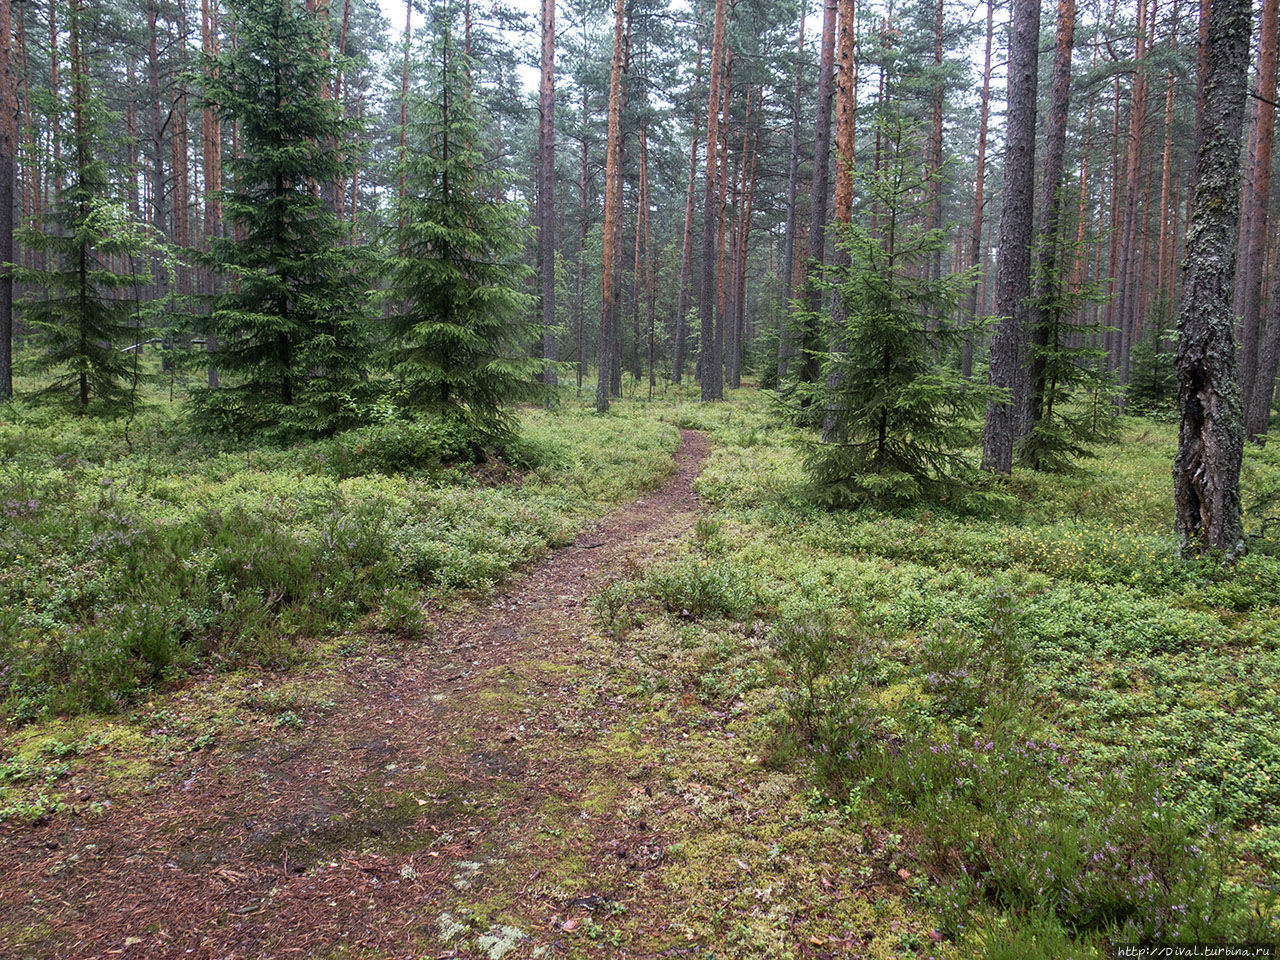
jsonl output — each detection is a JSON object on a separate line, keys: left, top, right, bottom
{"left": 1, "top": 0, "right": 1279, "bottom": 954}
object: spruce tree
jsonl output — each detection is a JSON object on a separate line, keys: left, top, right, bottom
{"left": 14, "top": 0, "right": 149, "bottom": 413}
{"left": 384, "top": 5, "right": 538, "bottom": 446}
{"left": 797, "top": 116, "right": 996, "bottom": 507}
{"left": 1018, "top": 231, "right": 1116, "bottom": 471}
{"left": 192, "top": 0, "right": 369, "bottom": 439}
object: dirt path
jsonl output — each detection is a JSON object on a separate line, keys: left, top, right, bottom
{"left": 0, "top": 431, "right": 715, "bottom": 960}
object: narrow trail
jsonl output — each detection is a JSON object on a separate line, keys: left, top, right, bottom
{"left": 0, "top": 430, "right": 713, "bottom": 960}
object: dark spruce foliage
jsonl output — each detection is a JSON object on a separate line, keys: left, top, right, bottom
{"left": 191, "top": 0, "right": 370, "bottom": 440}
{"left": 14, "top": 9, "right": 150, "bottom": 414}
{"left": 383, "top": 9, "right": 539, "bottom": 446}
{"left": 794, "top": 117, "right": 997, "bottom": 507}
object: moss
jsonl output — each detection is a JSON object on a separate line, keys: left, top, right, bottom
{"left": 0, "top": 920, "right": 65, "bottom": 955}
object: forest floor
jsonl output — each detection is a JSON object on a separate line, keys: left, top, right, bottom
{"left": 0, "top": 428, "right": 930, "bottom": 960}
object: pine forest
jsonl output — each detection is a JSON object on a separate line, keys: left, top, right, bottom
{"left": 1, "top": 0, "right": 1280, "bottom": 953}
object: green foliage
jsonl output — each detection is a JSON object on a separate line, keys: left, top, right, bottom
{"left": 791, "top": 115, "right": 998, "bottom": 507}
{"left": 641, "top": 555, "right": 756, "bottom": 620}
{"left": 0, "top": 402, "right": 678, "bottom": 722}
{"left": 1020, "top": 231, "right": 1119, "bottom": 471}
{"left": 383, "top": 11, "right": 539, "bottom": 443}
{"left": 322, "top": 417, "right": 481, "bottom": 477}
{"left": 637, "top": 399, "right": 1280, "bottom": 946}
{"left": 772, "top": 615, "right": 882, "bottom": 781}
{"left": 13, "top": 37, "right": 153, "bottom": 414}
{"left": 189, "top": 0, "right": 370, "bottom": 440}
{"left": 1126, "top": 303, "right": 1178, "bottom": 415}
{"left": 917, "top": 588, "right": 1027, "bottom": 717}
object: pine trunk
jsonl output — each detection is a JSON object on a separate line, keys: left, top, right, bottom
{"left": 596, "top": 0, "right": 625, "bottom": 412}
{"left": 961, "top": 0, "right": 994, "bottom": 380}
{"left": 1243, "top": 0, "right": 1280, "bottom": 437}
{"left": 1115, "top": 0, "right": 1152, "bottom": 384}
{"left": 538, "top": 0, "right": 557, "bottom": 394}
{"left": 673, "top": 1, "right": 704, "bottom": 385}
{"left": 797, "top": 0, "right": 838, "bottom": 386}
{"left": 981, "top": 0, "right": 1040, "bottom": 473}
{"left": 1174, "top": 0, "right": 1251, "bottom": 554}
{"left": 0, "top": 0, "right": 12, "bottom": 400}
{"left": 821, "top": 0, "right": 856, "bottom": 441}
{"left": 776, "top": 7, "right": 806, "bottom": 383}
{"left": 697, "top": 0, "right": 728, "bottom": 400}
{"left": 1023, "top": 0, "right": 1076, "bottom": 449}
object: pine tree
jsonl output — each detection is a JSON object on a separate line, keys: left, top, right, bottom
{"left": 797, "top": 116, "right": 995, "bottom": 507}
{"left": 192, "top": 0, "right": 369, "bottom": 439}
{"left": 1173, "top": 0, "right": 1251, "bottom": 556}
{"left": 384, "top": 6, "right": 538, "bottom": 446}
{"left": 14, "top": 0, "right": 148, "bottom": 413}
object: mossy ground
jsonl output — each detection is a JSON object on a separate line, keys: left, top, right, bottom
{"left": 1, "top": 383, "right": 1278, "bottom": 957}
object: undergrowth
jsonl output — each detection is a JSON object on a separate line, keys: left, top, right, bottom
{"left": 0, "top": 398, "right": 678, "bottom": 722}
{"left": 609, "top": 388, "right": 1280, "bottom": 956}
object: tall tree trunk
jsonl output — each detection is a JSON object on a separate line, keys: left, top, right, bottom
{"left": 732, "top": 119, "right": 758, "bottom": 390}
{"left": 1258, "top": 278, "right": 1280, "bottom": 437}
{"left": 0, "top": 0, "right": 13, "bottom": 401}
{"left": 1242, "top": 0, "right": 1280, "bottom": 437}
{"left": 981, "top": 0, "right": 1040, "bottom": 473}
{"left": 1174, "top": 0, "right": 1251, "bottom": 554}
{"left": 927, "top": 0, "right": 943, "bottom": 286}
{"left": 538, "top": 0, "right": 557, "bottom": 395}
{"left": 776, "top": 6, "right": 806, "bottom": 383}
{"left": 609, "top": 21, "right": 629, "bottom": 398}
{"left": 49, "top": 0, "right": 59, "bottom": 194}
{"left": 576, "top": 84, "right": 588, "bottom": 393}
{"left": 201, "top": 0, "right": 221, "bottom": 386}
{"left": 713, "top": 49, "right": 733, "bottom": 392}
{"left": 697, "top": 0, "right": 728, "bottom": 400}
{"left": 596, "top": 0, "right": 625, "bottom": 412}
{"left": 1103, "top": 54, "right": 1123, "bottom": 370}
{"left": 1023, "top": 0, "right": 1076, "bottom": 452}
{"left": 398, "top": 0, "right": 411, "bottom": 205}
{"left": 961, "top": 0, "right": 994, "bottom": 380}
{"left": 147, "top": 0, "right": 168, "bottom": 305}
{"left": 821, "top": 0, "right": 857, "bottom": 441}
{"left": 797, "top": 0, "right": 838, "bottom": 386}
{"left": 673, "top": 0, "right": 704, "bottom": 385}
{"left": 1115, "top": 0, "right": 1152, "bottom": 384}
{"left": 1155, "top": 7, "right": 1178, "bottom": 322}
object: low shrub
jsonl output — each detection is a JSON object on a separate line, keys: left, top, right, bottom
{"left": 641, "top": 555, "right": 756, "bottom": 620}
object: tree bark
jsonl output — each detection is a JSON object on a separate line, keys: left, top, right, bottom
{"left": 697, "top": 0, "right": 728, "bottom": 400}
{"left": 1174, "top": 0, "right": 1251, "bottom": 554}
{"left": 713, "top": 48, "right": 733, "bottom": 394}
{"left": 961, "top": 0, "right": 994, "bottom": 380}
{"left": 1023, "top": 0, "right": 1076, "bottom": 449}
{"left": 1242, "top": 0, "right": 1280, "bottom": 437}
{"left": 200, "top": 0, "right": 222, "bottom": 384}
{"left": 576, "top": 82, "right": 588, "bottom": 393}
{"left": 776, "top": 6, "right": 806, "bottom": 384}
{"left": 797, "top": 0, "right": 838, "bottom": 386}
{"left": 147, "top": 0, "right": 168, "bottom": 304}
{"left": 981, "top": 0, "right": 1040, "bottom": 473}
{"left": 538, "top": 0, "right": 557, "bottom": 395}
{"left": 1155, "top": 6, "right": 1179, "bottom": 322}
{"left": 596, "top": 0, "right": 625, "bottom": 412}
{"left": 927, "top": 0, "right": 944, "bottom": 286}
{"left": 673, "top": 1, "right": 704, "bottom": 385}
{"left": 1115, "top": 0, "right": 1152, "bottom": 384}
{"left": 0, "top": 0, "right": 14, "bottom": 401}
{"left": 821, "top": 0, "right": 856, "bottom": 441}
